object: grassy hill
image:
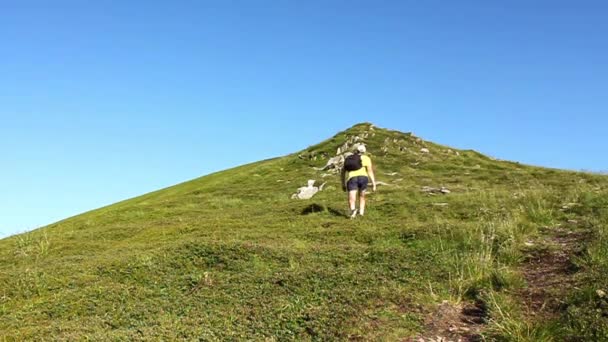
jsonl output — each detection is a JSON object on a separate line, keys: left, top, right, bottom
{"left": 1, "top": 123, "right": 607, "bottom": 340}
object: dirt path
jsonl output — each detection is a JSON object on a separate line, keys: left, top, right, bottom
{"left": 408, "top": 220, "right": 590, "bottom": 342}
{"left": 406, "top": 300, "right": 486, "bottom": 342}
{"left": 519, "top": 222, "right": 589, "bottom": 320}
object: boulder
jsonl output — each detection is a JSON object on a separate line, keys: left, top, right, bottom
{"left": 292, "top": 180, "right": 320, "bottom": 200}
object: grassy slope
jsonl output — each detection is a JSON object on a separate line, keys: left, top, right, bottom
{"left": 1, "top": 123, "right": 607, "bottom": 340}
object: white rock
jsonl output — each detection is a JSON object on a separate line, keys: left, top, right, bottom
{"left": 292, "top": 180, "right": 320, "bottom": 200}
{"left": 314, "top": 155, "right": 344, "bottom": 171}
{"left": 420, "top": 148, "right": 430, "bottom": 153}
{"left": 422, "top": 186, "right": 451, "bottom": 195}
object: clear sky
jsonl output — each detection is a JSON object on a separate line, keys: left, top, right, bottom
{"left": 1, "top": 1, "right": 607, "bottom": 238}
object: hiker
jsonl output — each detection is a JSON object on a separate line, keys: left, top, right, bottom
{"left": 341, "top": 144, "right": 377, "bottom": 218}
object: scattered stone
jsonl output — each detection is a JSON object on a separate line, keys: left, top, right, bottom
{"left": 432, "top": 203, "right": 449, "bottom": 207}
{"left": 412, "top": 162, "right": 420, "bottom": 166}
{"left": 455, "top": 151, "right": 460, "bottom": 156}
{"left": 422, "top": 186, "right": 451, "bottom": 195}
{"left": 474, "top": 165, "right": 481, "bottom": 169}
{"left": 524, "top": 241, "right": 535, "bottom": 247}
{"left": 385, "top": 172, "right": 399, "bottom": 176}
{"left": 291, "top": 180, "right": 321, "bottom": 200}
{"left": 597, "top": 289, "right": 606, "bottom": 298}
{"left": 561, "top": 203, "right": 581, "bottom": 210}
{"left": 567, "top": 219, "right": 578, "bottom": 224}
{"left": 421, "top": 148, "right": 430, "bottom": 154}
{"left": 314, "top": 155, "right": 345, "bottom": 171}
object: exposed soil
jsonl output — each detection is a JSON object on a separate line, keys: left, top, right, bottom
{"left": 518, "top": 224, "right": 590, "bottom": 319}
{"left": 406, "top": 300, "right": 487, "bottom": 342}
{"left": 408, "top": 221, "right": 590, "bottom": 342}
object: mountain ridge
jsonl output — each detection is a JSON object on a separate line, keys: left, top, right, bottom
{"left": 2, "top": 123, "right": 608, "bottom": 340}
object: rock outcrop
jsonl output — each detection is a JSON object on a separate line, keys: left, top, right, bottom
{"left": 292, "top": 180, "right": 326, "bottom": 199}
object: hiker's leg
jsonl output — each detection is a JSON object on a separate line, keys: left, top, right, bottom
{"left": 359, "top": 176, "right": 369, "bottom": 215}
{"left": 348, "top": 190, "right": 357, "bottom": 211}
{"left": 359, "top": 191, "right": 366, "bottom": 215}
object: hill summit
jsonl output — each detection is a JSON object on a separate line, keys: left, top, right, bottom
{"left": 2, "top": 123, "right": 608, "bottom": 340}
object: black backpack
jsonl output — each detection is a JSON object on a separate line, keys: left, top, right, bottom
{"left": 343, "top": 154, "right": 363, "bottom": 171}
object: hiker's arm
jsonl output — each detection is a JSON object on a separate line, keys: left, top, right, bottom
{"left": 367, "top": 163, "right": 377, "bottom": 192}
{"left": 341, "top": 168, "right": 347, "bottom": 191}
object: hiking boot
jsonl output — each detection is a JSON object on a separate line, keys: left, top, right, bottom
{"left": 350, "top": 209, "right": 358, "bottom": 219}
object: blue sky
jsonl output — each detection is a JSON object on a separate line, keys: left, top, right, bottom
{"left": 1, "top": 1, "right": 607, "bottom": 237}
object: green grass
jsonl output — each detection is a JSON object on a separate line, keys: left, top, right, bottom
{"left": 1, "top": 123, "right": 607, "bottom": 340}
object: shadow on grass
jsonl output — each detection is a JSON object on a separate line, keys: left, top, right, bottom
{"left": 301, "top": 204, "right": 347, "bottom": 218}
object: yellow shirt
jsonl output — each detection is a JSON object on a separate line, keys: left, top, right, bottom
{"left": 347, "top": 154, "right": 372, "bottom": 181}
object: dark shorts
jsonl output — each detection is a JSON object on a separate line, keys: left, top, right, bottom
{"left": 347, "top": 176, "right": 369, "bottom": 192}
